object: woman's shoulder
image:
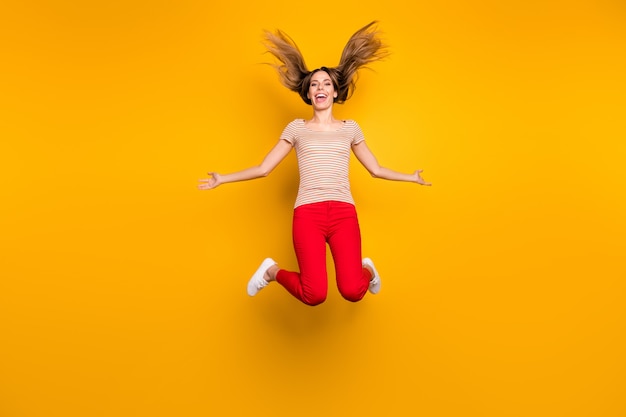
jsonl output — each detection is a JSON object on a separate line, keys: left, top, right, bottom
{"left": 280, "top": 119, "right": 305, "bottom": 141}
{"left": 340, "top": 119, "right": 360, "bottom": 126}
{"left": 342, "top": 119, "right": 363, "bottom": 130}
{"left": 286, "top": 119, "right": 306, "bottom": 127}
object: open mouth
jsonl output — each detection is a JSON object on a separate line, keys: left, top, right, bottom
{"left": 314, "top": 93, "right": 328, "bottom": 103}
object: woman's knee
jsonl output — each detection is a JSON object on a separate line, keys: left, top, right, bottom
{"left": 302, "top": 291, "right": 327, "bottom": 306}
{"left": 338, "top": 285, "right": 366, "bottom": 303}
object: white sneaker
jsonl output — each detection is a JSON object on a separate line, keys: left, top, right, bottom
{"left": 247, "top": 258, "right": 276, "bottom": 296}
{"left": 362, "top": 258, "right": 381, "bottom": 294}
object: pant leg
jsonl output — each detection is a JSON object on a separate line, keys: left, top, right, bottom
{"left": 327, "top": 202, "right": 372, "bottom": 302}
{"left": 275, "top": 202, "right": 328, "bottom": 306}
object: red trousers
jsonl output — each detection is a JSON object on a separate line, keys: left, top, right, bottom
{"left": 276, "top": 201, "right": 373, "bottom": 305}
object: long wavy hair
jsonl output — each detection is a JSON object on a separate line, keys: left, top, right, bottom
{"left": 263, "top": 21, "right": 388, "bottom": 105}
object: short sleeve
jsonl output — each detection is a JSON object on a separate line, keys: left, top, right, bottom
{"left": 350, "top": 120, "right": 365, "bottom": 145}
{"left": 279, "top": 120, "right": 300, "bottom": 145}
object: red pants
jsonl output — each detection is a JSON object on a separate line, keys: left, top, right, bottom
{"left": 276, "top": 201, "right": 373, "bottom": 305}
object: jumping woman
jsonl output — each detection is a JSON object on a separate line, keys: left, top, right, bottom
{"left": 198, "top": 21, "right": 431, "bottom": 306}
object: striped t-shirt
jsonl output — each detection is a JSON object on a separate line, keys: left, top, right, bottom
{"left": 280, "top": 119, "right": 365, "bottom": 208}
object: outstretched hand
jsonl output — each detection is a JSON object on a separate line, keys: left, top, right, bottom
{"left": 414, "top": 170, "right": 432, "bottom": 186}
{"left": 198, "top": 172, "right": 222, "bottom": 190}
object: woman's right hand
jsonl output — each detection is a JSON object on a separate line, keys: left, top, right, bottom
{"left": 198, "top": 172, "right": 222, "bottom": 190}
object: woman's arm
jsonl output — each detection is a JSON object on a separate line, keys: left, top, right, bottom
{"left": 352, "top": 141, "right": 431, "bottom": 185}
{"left": 198, "top": 139, "right": 293, "bottom": 190}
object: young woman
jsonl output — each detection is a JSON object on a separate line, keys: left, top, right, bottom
{"left": 198, "top": 22, "right": 430, "bottom": 306}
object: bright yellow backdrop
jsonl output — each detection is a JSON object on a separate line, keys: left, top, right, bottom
{"left": 1, "top": 1, "right": 625, "bottom": 416}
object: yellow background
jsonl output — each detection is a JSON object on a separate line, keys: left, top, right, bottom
{"left": 1, "top": 1, "right": 625, "bottom": 416}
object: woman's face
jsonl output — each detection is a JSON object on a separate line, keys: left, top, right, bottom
{"left": 308, "top": 71, "right": 337, "bottom": 110}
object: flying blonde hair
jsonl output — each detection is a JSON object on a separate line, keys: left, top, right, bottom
{"left": 263, "top": 21, "right": 389, "bottom": 105}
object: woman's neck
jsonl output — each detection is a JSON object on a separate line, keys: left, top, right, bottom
{"left": 309, "top": 108, "right": 337, "bottom": 125}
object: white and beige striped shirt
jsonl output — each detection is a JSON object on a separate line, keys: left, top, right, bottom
{"left": 280, "top": 119, "right": 365, "bottom": 208}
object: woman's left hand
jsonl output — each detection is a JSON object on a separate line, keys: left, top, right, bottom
{"left": 414, "top": 170, "right": 432, "bottom": 186}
